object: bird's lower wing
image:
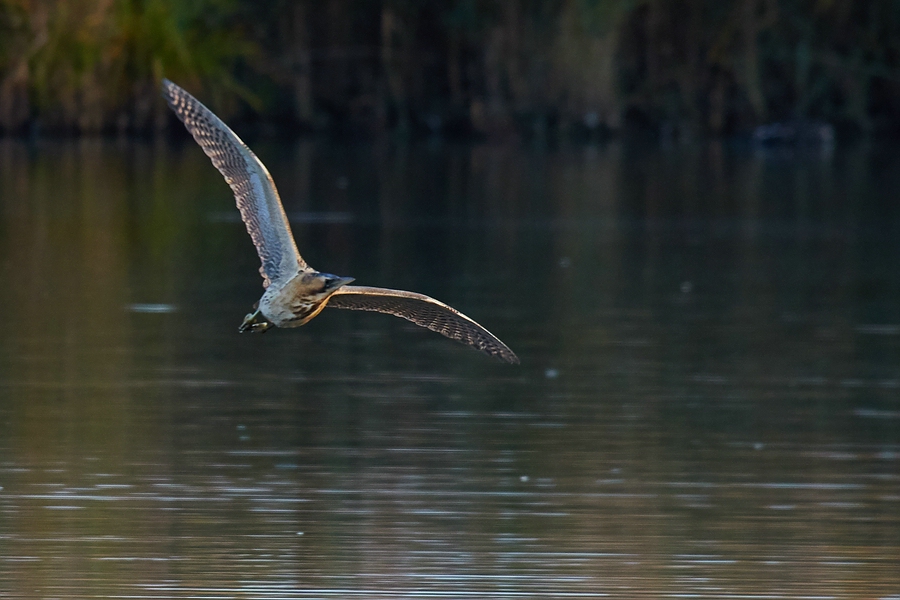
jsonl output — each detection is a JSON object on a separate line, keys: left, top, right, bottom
{"left": 326, "top": 286, "right": 519, "bottom": 364}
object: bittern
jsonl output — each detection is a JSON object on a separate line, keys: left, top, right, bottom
{"left": 162, "top": 80, "right": 518, "bottom": 364}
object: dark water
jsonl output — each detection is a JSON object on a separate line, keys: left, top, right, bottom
{"left": 1, "top": 138, "right": 899, "bottom": 598}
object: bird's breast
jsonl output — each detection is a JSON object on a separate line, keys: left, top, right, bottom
{"left": 258, "top": 275, "right": 329, "bottom": 328}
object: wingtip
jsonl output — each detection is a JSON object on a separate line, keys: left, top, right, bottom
{"left": 498, "top": 349, "right": 520, "bottom": 365}
{"left": 487, "top": 340, "right": 519, "bottom": 364}
{"left": 160, "top": 79, "right": 178, "bottom": 104}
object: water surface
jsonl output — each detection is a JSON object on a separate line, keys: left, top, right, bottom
{"left": 0, "top": 139, "right": 899, "bottom": 598}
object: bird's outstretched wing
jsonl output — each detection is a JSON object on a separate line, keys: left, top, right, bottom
{"left": 327, "top": 286, "right": 519, "bottom": 363}
{"left": 162, "top": 79, "right": 307, "bottom": 287}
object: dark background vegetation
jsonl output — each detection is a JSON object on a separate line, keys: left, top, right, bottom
{"left": 1, "top": 0, "right": 899, "bottom": 139}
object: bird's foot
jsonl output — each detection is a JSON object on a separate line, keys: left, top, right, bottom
{"left": 239, "top": 310, "right": 272, "bottom": 333}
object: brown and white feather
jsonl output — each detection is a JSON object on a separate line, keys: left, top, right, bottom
{"left": 162, "top": 79, "right": 308, "bottom": 288}
{"left": 327, "top": 286, "right": 519, "bottom": 363}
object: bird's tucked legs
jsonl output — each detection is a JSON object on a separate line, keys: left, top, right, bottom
{"left": 239, "top": 309, "right": 272, "bottom": 333}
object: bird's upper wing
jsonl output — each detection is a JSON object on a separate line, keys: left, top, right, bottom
{"left": 162, "top": 79, "right": 307, "bottom": 288}
{"left": 326, "top": 285, "right": 519, "bottom": 363}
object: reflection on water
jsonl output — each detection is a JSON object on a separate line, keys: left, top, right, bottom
{"left": 0, "top": 139, "right": 899, "bottom": 598}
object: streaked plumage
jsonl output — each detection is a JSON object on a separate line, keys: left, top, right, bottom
{"left": 162, "top": 79, "right": 518, "bottom": 364}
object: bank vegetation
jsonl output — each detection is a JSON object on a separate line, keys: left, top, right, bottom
{"left": 1, "top": 0, "right": 899, "bottom": 138}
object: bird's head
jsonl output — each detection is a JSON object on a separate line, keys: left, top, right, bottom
{"left": 306, "top": 272, "right": 356, "bottom": 301}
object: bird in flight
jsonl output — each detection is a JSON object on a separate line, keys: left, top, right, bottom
{"left": 162, "top": 80, "right": 518, "bottom": 363}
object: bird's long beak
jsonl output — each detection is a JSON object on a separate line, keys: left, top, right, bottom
{"left": 326, "top": 276, "right": 355, "bottom": 292}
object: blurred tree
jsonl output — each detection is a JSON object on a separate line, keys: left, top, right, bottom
{"left": 0, "top": 0, "right": 255, "bottom": 134}
{"left": 0, "top": 0, "right": 33, "bottom": 131}
{"left": 1, "top": 0, "right": 900, "bottom": 137}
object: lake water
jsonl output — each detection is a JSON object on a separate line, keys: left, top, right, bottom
{"left": 0, "top": 138, "right": 898, "bottom": 598}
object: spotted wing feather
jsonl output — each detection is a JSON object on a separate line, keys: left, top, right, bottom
{"left": 327, "top": 286, "right": 519, "bottom": 363}
{"left": 162, "top": 79, "right": 307, "bottom": 287}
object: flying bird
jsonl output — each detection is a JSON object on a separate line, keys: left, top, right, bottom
{"left": 162, "top": 79, "right": 518, "bottom": 364}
